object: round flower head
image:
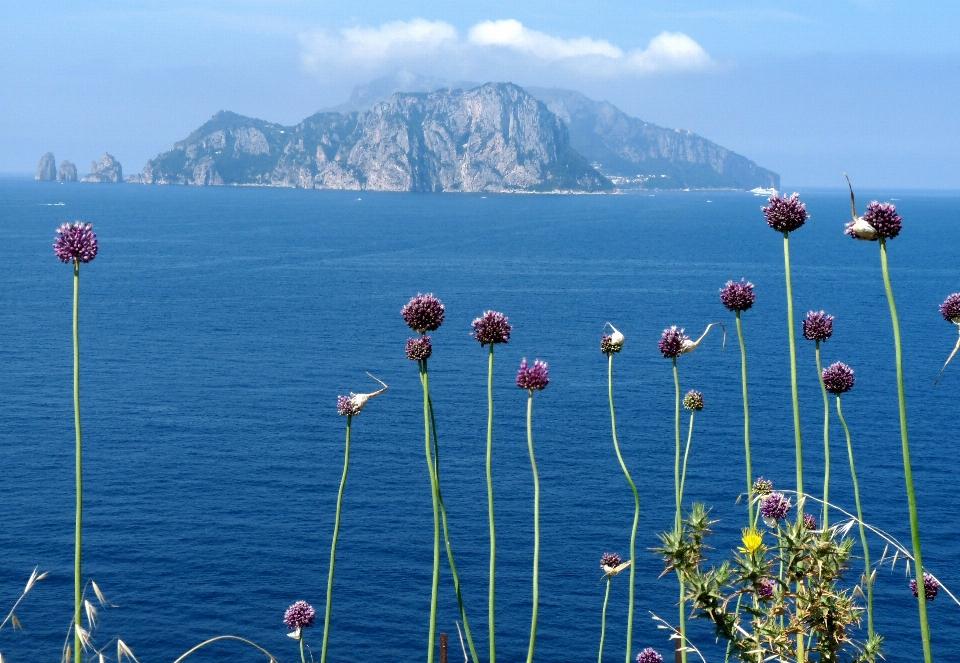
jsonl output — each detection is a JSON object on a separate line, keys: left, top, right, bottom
{"left": 406, "top": 336, "right": 433, "bottom": 361}
{"left": 636, "top": 648, "right": 663, "bottom": 663}
{"left": 472, "top": 310, "right": 512, "bottom": 346}
{"left": 720, "top": 279, "right": 755, "bottom": 313}
{"left": 600, "top": 323, "right": 625, "bottom": 355}
{"left": 763, "top": 193, "right": 808, "bottom": 233}
{"left": 337, "top": 395, "right": 361, "bottom": 417}
{"left": 54, "top": 222, "right": 98, "bottom": 264}
{"left": 753, "top": 477, "right": 773, "bottom": 496}
{"left": 863, "top": 201, "right": 902, "bottom": 240}
{"left": 284, "top": 601, "right": 316, "bottom": 630}
{"left": 760, "top": 492, "right": 792, "bottom": 526}
{"left": 911, "top": 573, "right": 940, "bottom": 601}
{"left": 600, "top": 552, "right": 622, "bottom": 570}
{"left": 658, "top": 326, "right": 687, "bottom": 359}
{"left": 803, "top": 513, "right": 818, "bottom": 530}
{"left": 822, "top": 362, "right": 855, "bottom": 395}
{"left": 683, "top": 390, "right": 704, "bottom": 411}
{"left": 740, "top": 528, "right": 763, "bottom": 554}
{"left": 802, "top": 311, "right": 834, "bottom": 343}
{"left": 516, "top": 359, "right": 549, "bottom": 391}
{"left": 940, "top": 294, "right": 960, "bottom": 324}
{"left": 757, "top": 578, "right": 776, "bottom": 601}
{"left": 401, "top": 293, "right": 445, "bottom": 333}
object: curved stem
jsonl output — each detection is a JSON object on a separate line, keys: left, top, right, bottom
{"left": 170, "top": 635, "right": 278, "bottom": 663}
{"left": 672, "top": 358, "right": 687, "bottom": 663}
{"left": 487, "top": 345, "right": 496, "bottom": 663}
{"left": 815, "top": 342, "right": 830, "bottom": 529}
{"left": 608, "top": 354, "right": 639, "bottom": 663}
{"left": 526, "top": 391, "right": 540, "bottom": 663}
{"left": 879, "top": 239, "right": 931, "bottom": 662}
{"left": 73, "top": 261, "right": 83, "bottom": 663}
{"left": 735, "top": 312, "right": 753, "bottom": 525}
{"left": 599, "top": 578, "right": 611, "bottom": 663}
{"left": 836, "top": 397, "right": 873, "bottom": 638}
{"left": 321, "top": 416, "right": 351, "bottom": 663}
{"left": 679, "top": 411, "right": 695, "bottom": 506}
{"left": 421, "top": 361, "right": 441, "bottom": 663}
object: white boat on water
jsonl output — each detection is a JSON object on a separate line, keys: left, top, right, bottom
{"left": 749, "top": 187, "right": 777, "bottom": 196}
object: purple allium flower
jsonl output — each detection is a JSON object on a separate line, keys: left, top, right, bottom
{"left": 760, "top": 492, "right": 792, "bottom": 524}
{"left": 600, "top": 552, "right": 622, "bottom": 569}
{"left": 720, "top": 279, "right": 756, "bottom": 313}
{"left": 822, "top": 362, "right": 855, "bottom": 395}
{"left": 600, "top": 334, "right": 621, "bottom": 355}
{"left": 401, "top": 293, "right": 445, "bottom": 334}
{"left": 516, "top": 359, "right": 549, "bottom": 391}
{"left": 763, "top": 193, "right": 808, "bottom": 233}
{"left": 940, "top": 294, "right": 960, "bottom": 323}
{"left": 864, "top": 201, "right": 902, "bottom": 240}
{"left": 658, "top": 326, "right": 687, "bottom": 359}
{"left": 683, "top": 390, "right": 704, "bottom": 412}
{"left": 337, "top": 395, "right": 361, "bottom": 417}
{"left": 636, "top": 648, "right": 663, "bottom": 663}
{"left": 803, "top": 513, "right": 818, "bottom": 530}
{"left": 802, "top": 310, "right": 834, "bottom": 343}
{"left": 472, "top": 310, "right": 511, "bottom": 346}
{"left": 911, "top": 573, "right": 940, "bottom": 601}
{"left": 53, "top": 222, "right": 98, "bottom": 264}
{"left": 284, "top": 601, "right": 316, "bottom": 630}
{"left": 405, "top": 336, "right": 433, "bottom": 361}
{"left": 757, "top": 578, "right": 776, "bottom": 601}
{"left": 753, "top": 477, "right": 774, "bottom": 496}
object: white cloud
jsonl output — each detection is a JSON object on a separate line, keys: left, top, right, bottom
{"left": 627, "top": 32, "right": 712, "bottom": 73}
{"left": 301, "top": 19, "right": 458, "bottom": 70}
{"left": 467, "top": 19, "right": 623, "bottom": 61}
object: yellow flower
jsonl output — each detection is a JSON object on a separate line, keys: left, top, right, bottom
{"left": 740, "top": 529, "right": 763, "bottom": 554}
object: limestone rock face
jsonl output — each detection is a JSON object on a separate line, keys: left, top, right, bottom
{"left": 82, "top": 153, "right": 123, "bottom": 183}
{"left": 36, "top": 153, "right": 57, "bottom": 181}
{"left": 57, "top": 161, "right": 78, "bottom": 182}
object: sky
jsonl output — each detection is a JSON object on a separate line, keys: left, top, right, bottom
{"left": 2, "top": 1, "right": 958, "bottom": 188}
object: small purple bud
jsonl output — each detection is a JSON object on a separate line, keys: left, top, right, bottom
{"left": 600, "top": 552, "right": 622, "bottom": 569}
{"left": 284, "top": 601, "right": 316, "bottom": 630}
{"left": 401, "top": 293, "right": 445, "bottom": 333}
{"left": 516, "top": 359, "right": 549, "bottom": 391}
{"left": 406, "top": 336, "right": 433, "bottom": 361}
{"left": 472, "top": 310, "right": 512, "bottom": 346}
{"left": 54, "top": 222, "right": 98, "bottom": 264}
{"left": 636, "top": 648, "right": 663, "bottom": 663}
{"left": 757, "top": 578, "right": 776, "bottom": 601}
{"left": 753, "top": 477, "right": 773, "bottom": 496}
{"left": 682, "top": 390, "right": 704, "bottom": 412}
{"left": 763, "top": 193, "right": 808, "bottom": 233}
{"left": 760, "top": 492, "right": 791, "bottom": 524}
{"left": 864, "top": 201, "right": 902, "bottom": 240}
{"left": 658, "top": 326, "right": 687, "bottom": 359}
{"left": 802, "top": 311, "right": 834, "bottom": 343}
{"left": 720, "top": 279, "right": 755, "bottom": 313}
{"left": 940, "top": 294, "right": 960, "bottom": 324}
{"left": 803, "top": 513, "right": 818, "bottom": 530}
{"left": 822, "top": 362, "right": 855, "bottom": 395}
{"left": 911, "top": 573, "right": 939, "bottom": 601}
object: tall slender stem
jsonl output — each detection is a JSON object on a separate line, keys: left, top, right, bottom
{"left": 421, "top": 361, "right": 441, "bottom": 663}
{"left": 879, "top": 239, "right": 931, "bottom": 662}
{"left": 836, "top": 397, "right": 873, "bottom": 638}
{"left": 735, "top": 312, "right": 753, "bottom": 524}
{"left": 599, "top": 578, "right": 611, "bottom": 663}
{"left": 815, "top": 342, "right": 830, "bottom": 528}
{"left": 299, "top": 633, "right": 306, "bottom": 663}
{"left": 679, "top": 411, "right": 695, "bottom": 505}
{"left": 607, "top": 354, "right": 639, "bottom": 663}
{"left": 73, "top": 261, "right": 82, "bottom": 663}
{"left": 321, "top": 415, "right": 351, "bottom": 663}
{"left": 526, "top": 391, "right": 540, "bottom": 663}
{"left": 486, "top": 345, "right": 497, "bottom": 663}
{"left": 672, "top": 358, "right": 687, "bottom": 663}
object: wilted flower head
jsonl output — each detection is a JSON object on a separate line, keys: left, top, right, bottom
{"left": 911, "top": 573, "right": 940, "bottom": 601}
{"left": 822, "top": 362, "right": 855, "bottom": 395}
{"left": 720, "top": 279, "right": 755, "bottom": 313}
{"left": 517, "top": 359, "right": 549, "bottom": 391}
{"left": 760, "top": 492, "right": 792, "bottom": 526}
{"left": 284, "top": 601, "right": 315, "bottom": 630}
{"left": 337, "top": 395, "right": 361, "bottom": 417}
{"left": 636, "top": 649, "right": 663, "bottom": 663}
{"left": 683, "top": 390, "right": 704, "bottom": 411}
{"left": 763, "top": 193, "right": 808, "bottom": 233}
{"left": 406, "top": 336, "right": 432, "bottom": 361}
{"left": 753, "top": 477, "right": 774, "bottom": 496}
{"left": 802, "top": 311, "right": 834, "bottom": 343}
{"left": 401, "top": 293, "right": 445, "bottom": 333}
{"left": 54, "top": 222, "right": 98, "bottom": 264}
{"left": 864, "top": 201, "right": 902, "bottom": 240}
{"left": 843, "top": 175, "right": 879, "bottom": 241}
{"left": 601, "top": 323, "right": 625, "bottom": 355}
{"left": 757, "top": 578, "right": 776, "bottom": 601}
{"left": 658, "top": 326, "right": 687, "bottom": 359}
{"left": 472, "top": 311, "right": 512, "bottom": 346}
{"left": 803, "top": 513, "right": 818, "bottom": 530}
{"left": 940, "top": 294, "right": 960, "bottom": 324}
{"left": 337, "top": 374, "right": 388, "bottom": 416}
{"left": 600, "top": 552, "right": 622, "bottom": 570}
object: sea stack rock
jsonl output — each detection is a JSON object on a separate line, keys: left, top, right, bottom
{"left": 81, "top": 153, "right": 123, "bottom": 183}
{"left": 35, "top": 153, "right": 57, "bottom": 181}
{"left": 57, "top": 160, "right": 78, "bottom": 182}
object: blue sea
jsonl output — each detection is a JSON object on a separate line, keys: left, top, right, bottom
{"left": 1, "top": 178, "right": 959, "bottom": 662}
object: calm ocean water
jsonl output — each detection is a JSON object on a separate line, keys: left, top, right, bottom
{"left": 1, "top": 177, "right": 959, "bottom": 662}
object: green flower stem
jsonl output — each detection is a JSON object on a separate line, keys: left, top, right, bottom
{"left": 420, "top": 361, "right": 441, "bottom": 663}
{"left": 672, "top": 358, "right": 687, "bottom": 663}
{"left": 320, "top": 415, "right": 352, "bottom": 663}
{"left": 526, "top": 390, "right": 540, "bottom": 663}
{"left": 815, "top": 342, "right": 830, "bottom": 529}
{"left": 607, "top": 354, "right": 639, "bottom": 663}
{"left": 427, "top": 397, "right": 480, "bottom": 663}
{"left": 879, "top": 238, "right": 932, "bottom": 662}
{"left": 486, "top": 345, "right": 497, "bottom": 663}
{"left": 73, "top": 261, "right": 83, "bottom": 663}
{"left": 299, "top": 633, "right": 307, "bottom": 663}
{"left": 679, "top": 410, "right": 695, "bottom": 507}
{"left": 735, "top": 312, "right": 754, "bottom": 525}
{"left": 599, "top": 578, "right": 611, "bottom": 663}
{"left": 836, "top": 396, "right": 873, "bottom": 638}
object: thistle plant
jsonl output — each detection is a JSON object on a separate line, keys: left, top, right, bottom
{"left": 935, "top": 293, "right": 960, "bottom": 385}
{"left": 601, "top": 323, "right": 640, "bottom": 663}
{"left": 844, "top": 177, "right": 932, "bottom": 661}
{"left": 323, "top": 376, "right": 387, "bottom": 663}
{"left": 472, "top": 310, "right": 512, "bottom": 663}
{"left": 284, "top": 601, "right": 316, "bottom": 663}
{"left": 517, "top": 358, "right": 549, "bottom": 663}
{"left": 54, "top": 222, "right": 99, "bottom": 663}
{"left": 598, "top": 552, "right": 630, "bottom": 663}
{"left": 803, "top": 310, "right": 835, "bottom": 528}
{"left": 720, "top": 279, "right": 756, "bottom": 523}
